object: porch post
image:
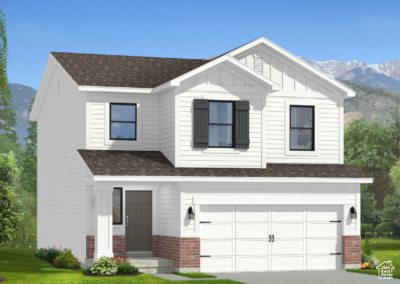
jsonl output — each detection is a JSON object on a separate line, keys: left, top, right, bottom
{"left": 94, "top": 185, "right": 114, "bottom": 259}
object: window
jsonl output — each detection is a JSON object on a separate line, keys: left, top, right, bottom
{"left": 113, "top": 188, "right": 122, "bottom": 225}
{"left": 290, "top": 106, "right": 314, "bottom": 151}
{"left": 209, "top": 101, "right": 233, "bottom": 147}
{"left": 110, "top": 103, "right": 136, "bottom": 140}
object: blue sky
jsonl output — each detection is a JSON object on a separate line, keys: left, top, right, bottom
{"left": 2, "top": 0, "right": 400, "bottom": 89}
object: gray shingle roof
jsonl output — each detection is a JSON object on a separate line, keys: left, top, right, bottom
{"left": 51, "top": 52, "right": 209, "bottom": 88}
{"left": 78, "top": 150, "right": 369, "bottom": 178}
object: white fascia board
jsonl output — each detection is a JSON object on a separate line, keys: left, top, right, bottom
{"left": 79, "top": 86, "right": 153, "bottom": 94}
{"left": 229, "top": 37, "right": 356, "bottom": 98}
{"left": 93, "top": 175, "right": 373, "bottom": 184}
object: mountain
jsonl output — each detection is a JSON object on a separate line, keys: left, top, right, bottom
{"left": 302, "top": 58, "right": 400, "bottom": 91}
{"left": 341, "top": 81, "right": 400, "bottom": 124}
{"left": 9, "top": 83, "right": 37, "bottom": 145}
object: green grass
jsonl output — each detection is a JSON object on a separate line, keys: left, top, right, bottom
{"left": 346, "top": 238, "right": 400, "bottom": 279}
{"left": 172, "top": 272, "right": 216, "bottom": 278}
{"left": 0, "top": 248, "right": 242, "bottom": 284}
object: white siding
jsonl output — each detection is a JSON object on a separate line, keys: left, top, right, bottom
{"left": 87, "top": 93, "right": 160, "bottom": 151}
{"left": 160, "top": 90, "right": 175, "bottom": 164}
{"left": 158, "top": 185, "right": 181, "bottom": 237}
{"left": 37, "top": 60, "right": 87, "bottom": 262}
{"left": 181, "top": 182, "right": 359, "bottom": 238}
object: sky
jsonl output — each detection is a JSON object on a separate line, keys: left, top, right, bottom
{"left": 2, "top": 0, "right": 400, "bottom": 89}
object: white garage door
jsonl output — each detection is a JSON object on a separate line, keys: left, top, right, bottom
{"left": 200, "top": 205, "right": 342, "bottom": 272}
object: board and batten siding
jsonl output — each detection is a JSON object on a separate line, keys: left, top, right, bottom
{"left": 87, "top": 93, "right": 160, "bottom": 151}
{"left": 181, "top": 182, "right": 360, "bottom": 238}
{"left": 37, "top": 59, "right": 87, "bottom": 262}
{"left": 160, "top": 90, "right": 176, "bottom": 164}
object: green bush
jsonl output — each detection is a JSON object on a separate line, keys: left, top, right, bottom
{"left": 375, "top": 222, "right": 400, "bottom": 238}
{"left": 36, "top": 248, "right": 46, "bottom": 259}
{"left": 45, "top": 246, "right": 62, "bottom": 262}
{"left": 361, "top": 224, "right": 374, "bottom": 238}
{"left": 117, "top": 262, "right": 138, "bottom": 274}
{"left": 53, "top": 249, "right": 80, "bottom": 268}
{"left": 363, "top": 238, "right": 373, "bottom": 255}
{"left": 365, "top": 231, "right": 374, "bottom": 238}
{"left": 90, "top": 256, "right": 118, "bottom": 275}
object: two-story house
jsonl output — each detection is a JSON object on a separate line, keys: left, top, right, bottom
{"left": 31, "top": 37, "right": 372, "bottom": 273}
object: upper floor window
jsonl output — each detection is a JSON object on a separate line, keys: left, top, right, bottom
{"left": 110, "top": 103, "right": 137, "bottom": 140}
{"left": 209, "top": 101, "right": 233, "bottom": 148}
{"left": 290, "top": 105, "right": 314, "bottom": 151}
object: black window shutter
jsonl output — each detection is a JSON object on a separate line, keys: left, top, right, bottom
{"left": 235, "top": 101, "right": 250, "bottom": 149}
{"left": 193, "top": 99, "right": 209, "bottom": 148}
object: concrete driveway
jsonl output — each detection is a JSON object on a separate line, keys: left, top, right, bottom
{"left": 212, "top": 270, "right": 400, "bottom": 284}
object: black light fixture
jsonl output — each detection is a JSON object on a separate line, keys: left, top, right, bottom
{"left": 350, "top": 206, "right": 357, "bottom": 219}
{"left": 188, "top": 206, "right": 195, "bottom": 220}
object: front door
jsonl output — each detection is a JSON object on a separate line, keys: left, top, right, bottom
{"left": 126, "top": 191, "right": 152, "bottom": 251}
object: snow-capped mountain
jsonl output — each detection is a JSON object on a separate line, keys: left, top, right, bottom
{"left": 301, "top": 58, "right": 400, "bottom": 90}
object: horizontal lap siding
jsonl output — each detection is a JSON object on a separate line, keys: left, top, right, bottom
{"left": 37, "top": 63, "right": 86, "bottom": 262}
{"left": 89, "top": 95, "right": 160, "bottom": 150}
{"left": 266, "top": 95, "right": 341, "bottom": 163}
{"left": 178, "top": 92, "right": 262, "bottom": 168}
{"left": 158, "top": 188, "right": 180, "bottom": 237}
{"left": 160, "top": 90, "right": 175, "bottom": 164}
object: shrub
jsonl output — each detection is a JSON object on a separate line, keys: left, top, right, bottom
{"left": 53, "top": 249, "right": 80, "bottom": 268}
{"left": 117, "top": 262, "right": 138, "bottom": 274}
{"left": 36, "top": 248, "right": 46, "bottom": 259}
{"left": 90, "top": 256, "right": 118, "bottom": 275}
{"left": 365, "top": 231, "right": 374, "bottom": 238}
{"left": 375, "top": 222, "right": 400, "bottom": 238}
{"left": 361, "top": 224, "right": 375, "bottom": 238}
{"left": 45, "top": 246, "right": 62, "bottom": 262}
{"left": 83, "top": 268, "right": 92, "bottom": 275}
{"left": 363, "top": 238, "right": 373, "bottom": 255}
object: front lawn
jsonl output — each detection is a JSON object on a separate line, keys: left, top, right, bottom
{"left": 346, "top": 238, "right": 400, "bottom": 279}
{"left": 172, "top": 272, "right": 216, "bottom": 278}
{"left": 0, "top": 248, "right": 241, "bottom": 284}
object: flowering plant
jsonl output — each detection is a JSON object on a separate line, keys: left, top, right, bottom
{"left": 111, "top": 257, "right": 129, "bottom": 266}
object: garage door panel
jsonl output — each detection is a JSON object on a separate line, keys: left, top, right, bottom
{"left": 201, "top": 239, "right": 235, "bottom": 256}
{"left": 307, "top": 255, "right": 341, "bottom": 270}
{"left": 236, "top": 239, "right": 269, "bottom": 255}
{"left": 308, "top": 239, "right": 341, "bottom": 255}
{"left": 201, "top": 223, "right": 235, "bottom": 239}
{"left": 272, "top": 239, "right": 306, "bottom": 255}
{"left": 200, "top": 205, "right": 235, "bottom": 222}
{"left": 272, "top": 205, "right": 306, "bottom": 221}
{"left": 236, "top": 256, "right": 269, "bottom": 272}
{"left": 236, "top": 223, "right": 269, "bottom": 239}
{"left": 201, "top": 256, "right": 235, "bottom": 272}
{"left": 307, "top": 206, "right": 341, "bottom": 222}
{"left": 272, "top": 222, "right": 306, "bottom": 238}
{"left": 236, "top": 205, "right": 270, "bottom": 222}
{"left": 271, "top": 255, "right": 306, "bottom": 271}
{"left": 308, "top": 222, "right": 340, "bottom": 238}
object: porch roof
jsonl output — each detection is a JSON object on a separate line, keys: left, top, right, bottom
{"left": 78, "top": 150, "right": 369, "bottom": 179}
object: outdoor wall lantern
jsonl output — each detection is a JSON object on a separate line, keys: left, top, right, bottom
{"left": 188, "top": 206, "right": 195, "bottom": 220}
{"left": 350, "top": 206, "right": 357, "bottom": 219}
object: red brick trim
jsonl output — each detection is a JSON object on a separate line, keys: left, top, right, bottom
{"left": 86, "top": 235, "right": 126, "bottom": 259}
{"left": 342, "top": 235, "right": 361, "bottom": 265}
{"left": 153, "top": 235, "right": 200, "bottom": 268}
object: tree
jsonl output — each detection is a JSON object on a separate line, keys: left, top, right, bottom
{"left": 0, "top": 133, "right": 21, "bottom": 156}
{"left": 389, "top": 93, "right": 400, "bottom": 157}
{"left": 0, "top": 151, "right": 22, "bottom": 246}
{"left": 386, "top": 160, "right": 400, "bottom": 224}
{"left": 20, "top": 97, "right": 37, "bottom": 193}
{"left": 0, "top": 104, "right": 18, "bottom": 144}
{"left": 344, "top": 118, "right": 397, "bottom": 208}
{"left": 0, "top": 9, "right": 11, "bottom": 106}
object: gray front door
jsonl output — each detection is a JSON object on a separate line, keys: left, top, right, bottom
{"left": 126, "top": 191, "right": 152, "bottom": 251}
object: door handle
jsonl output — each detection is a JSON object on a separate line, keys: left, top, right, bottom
{"left": 126, "top": 215, "right": 129, "bottom": 227}
{"left": 272, "top": 235, "right": 274, "bottom": 242}
{"left": 269, "top": 235, "right": 271, "bottom": 242}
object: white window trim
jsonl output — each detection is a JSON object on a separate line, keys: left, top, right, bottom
{"left": 285, "top": 100, "right": 319, "bottom": 156}
{"left": 104, "top": 99, "right": 142, "bottom": 146}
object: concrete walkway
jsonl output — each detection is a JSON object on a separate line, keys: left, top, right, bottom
{"left": 150, "top": 273, "right": 216, "bottom": 281}
{"left": 211, "top": 270, "right": 400, "bottom": 284}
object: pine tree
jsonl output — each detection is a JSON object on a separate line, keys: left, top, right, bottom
{"left": 0, "top": 9, "right": 11, "bottom": 106}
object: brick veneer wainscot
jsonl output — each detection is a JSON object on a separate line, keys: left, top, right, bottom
{"left": 153, "top": 235, "right": 200, "bottom": 268}
{"left": 86, "top": 235, "right": 126, "bottom": 259}
{"left": 342, "top": 235, "right": 361, "bottom": 266}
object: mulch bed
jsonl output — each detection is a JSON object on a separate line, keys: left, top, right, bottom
{"left": 84, "top": 272, "right": 142, "bottom": 277}
{"left": 34, "top": 254, "right": 80, "bottom": 270}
